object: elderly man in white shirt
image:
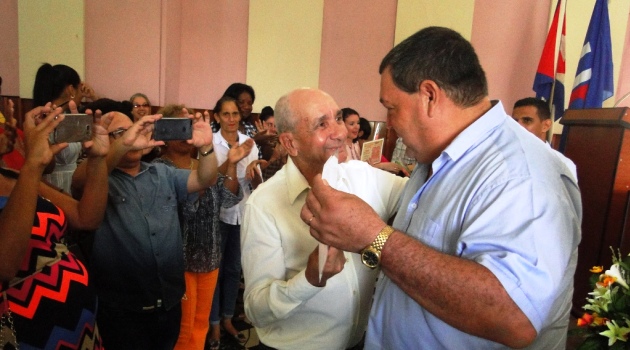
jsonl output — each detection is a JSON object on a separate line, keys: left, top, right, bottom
{"left": 241, "top": 88, "right": 407, "bottom": 350}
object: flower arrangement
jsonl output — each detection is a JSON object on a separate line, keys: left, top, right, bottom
{"left": 573, "top": 248, "right": 630, "bottom": 349}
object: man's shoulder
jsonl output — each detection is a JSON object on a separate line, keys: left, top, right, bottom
{"left": 247, "top": 168, "right": 288, "bottom": 204}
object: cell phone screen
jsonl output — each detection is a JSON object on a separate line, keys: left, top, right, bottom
{"left": 49, "top": 113, "right": 93, "bottom": 144}
{"left": 153, "top": 118, "right": 193, "bottom": 141}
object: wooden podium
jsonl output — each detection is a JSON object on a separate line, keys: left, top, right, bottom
{"left": 560, "top": 107, "right": 630, "bottom": 313}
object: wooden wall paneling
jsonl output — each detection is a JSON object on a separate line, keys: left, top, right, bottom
{"left": 561, "top": 107, "right": 630, "bottom": 313}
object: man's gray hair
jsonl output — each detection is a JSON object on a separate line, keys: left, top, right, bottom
{"left": 275, "top": 92, "right": 297, "bottom": 134}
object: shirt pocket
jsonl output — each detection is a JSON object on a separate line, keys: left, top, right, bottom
{"left": 407, "top": 212, "right": 441, "bottom": 249}
{"left": 161, "top": 195, "right": 178, "bottom": 212}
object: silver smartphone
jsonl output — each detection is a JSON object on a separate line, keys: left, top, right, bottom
{"left": 48, "top": 113, "right": 93, "bottom": 144}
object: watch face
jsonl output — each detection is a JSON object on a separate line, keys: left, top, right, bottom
{"left": 361, "top": 250, "right": 380, "bottom": 268}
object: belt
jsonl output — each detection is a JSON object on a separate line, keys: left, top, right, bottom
{"left": 100, "top": 298, "right": 166, "bottom": 313}
{"left": 141, "top": 298, "right": 163, "bottom": 312}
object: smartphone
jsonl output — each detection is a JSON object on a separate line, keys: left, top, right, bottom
{"left": 153, "top": 118, "right": 193, "bottom": 141}
{"left": 49, "top": 113, "right": 93, "bottom": 144}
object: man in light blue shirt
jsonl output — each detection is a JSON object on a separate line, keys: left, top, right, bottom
{"left": 302, "top": 27, "right": 582, "bottom": 349}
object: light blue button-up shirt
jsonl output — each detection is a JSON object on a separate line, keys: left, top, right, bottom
{"left": 365, "top": 102, "right": 582, "bottom": 349}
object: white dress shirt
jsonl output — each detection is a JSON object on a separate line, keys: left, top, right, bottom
{"left": 213, "top": 131, "right": 259, "bottom": 225}
{"left": 242, "top": 158, "right": 407, "bottom": 350}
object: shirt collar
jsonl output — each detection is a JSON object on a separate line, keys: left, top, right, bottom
{"left": 113, "top": 161, "right": 154, "bottom": 177}
{"left": 284, "top": 157, "right": 311, "bottom": 204}
{"left": 440, "top": 100, "right": 507, "bottom": 164}
{"left": 214, "top": 130, "right": 247, "bottom": 148}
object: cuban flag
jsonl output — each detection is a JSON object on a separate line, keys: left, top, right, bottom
{"left": 568, "top": 0, "right": 614, "bottom": 109}
{"left": 553, "top": 9, "right": 566, "bottom": 120}
{"left": 533, "top": 0, "right": 565, "bottom": 120}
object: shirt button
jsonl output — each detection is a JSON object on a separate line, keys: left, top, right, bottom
{"left": 410, "top": 203, "right": 418, "bottom": 209}
{"left": 152, "top": 232, "right": 156, "bottom": 236}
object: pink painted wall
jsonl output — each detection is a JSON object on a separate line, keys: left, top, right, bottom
{"left": 319, "top": 0, "right": 397, "bottom": 121}
{"left": 0, "top": 0, "right": 19, "bottom": 96}
{"left": 616, "top": 10, "right": 630, "bottom": 107}
{"left": 161, "top": 0, "right": 182, "bottom": 105}
{"left": 471, "top": 0, "right": 552, "bottom": 112}
{"left": 178, "top": 1, "right": 249, "bottom": 110}
{"left": 85, "top": 0, "right": 163, "bottom": 104}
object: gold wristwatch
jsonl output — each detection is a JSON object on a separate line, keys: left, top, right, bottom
{"left": 360, "top": 225, "right": 395, "bottom": 269}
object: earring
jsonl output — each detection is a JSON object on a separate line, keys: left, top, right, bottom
{"left": 70, "top": 95, "right": 75, "bottom": 99}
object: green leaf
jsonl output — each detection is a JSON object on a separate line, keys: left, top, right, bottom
{"left": 577, "top": 336, "right": 607, "bottom": 350}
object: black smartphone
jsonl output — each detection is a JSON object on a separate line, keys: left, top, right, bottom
{"left": 48, "top": 113, "right": 92, "bottom": 144}
{"left": 153, "top": 118, "right": 193, "bottom": 141}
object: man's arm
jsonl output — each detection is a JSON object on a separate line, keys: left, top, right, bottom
{"left": 72, "top": 114, "right": 164, "bottom": 193}
{"left": 380, "top": 232, "right": 536, "bottom": 347}
{"left": 302, "top": 174, "right": 538, "bottom": 348}
{"left": 185, "top": 111, "right": 218, "bottom": 193}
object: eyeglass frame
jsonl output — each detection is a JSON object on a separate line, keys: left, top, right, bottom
{"left": 108, "top": 127, "right": 129, "bottom": 139}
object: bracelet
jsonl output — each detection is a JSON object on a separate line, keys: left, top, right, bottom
{"left": 199, "top": 147, "right": 214, "bottom": 157}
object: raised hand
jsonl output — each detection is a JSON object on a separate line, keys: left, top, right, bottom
{"left": 80, "top": 82, "right": 99, "bottom": 101}
{"left": 22, "top": 104, "right": 67, "bottom": 171}
{"left": 187, "top": 109, "right": 213, "bottom": 148}
{"left": 119, "top": 114, "right": 165, "bottom": 151}
{"left": 83, "top": 110, "right": 113, "bottom": 158}
{"left": 2, "top": 98, "right": 15, "bottom": 127}
{"left": 255, "top": 119, "right": 266, "bottom": 133}
{"left": 245, "top": 159, "right": 267, "bottom": 181}
{"left": 227, "top": 138, "right": 254, "bottom": 164}
{"left": 0, "top": 124, "right": 16, "bottom": 156}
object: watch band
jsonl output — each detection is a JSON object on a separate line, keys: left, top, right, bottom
{"left": 199, "top": 147, "right": 214, "bottom": 157}
{"left": 371, "top": 225, "right": 395, "bottom": 252}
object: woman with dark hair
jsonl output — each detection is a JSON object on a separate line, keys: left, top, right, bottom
{"left": 357, "top": 117, "right": 372, "bottom": 148}
{"left": 221, "top": 83, "right": 258, "bottom": 138}
{"left": 33, "top": 63, "right": 97, "bottom": 193}
{"left": 342, "top": 107, "right": 362, "bottom": 160}
{"left": 342, "top": 107, "right": 402, "bottom": 174}
{"left": 207, "top": 96, "right": 259, "bottom": 349}
{"left": 32, "top": 63, "right": 98, "bottom": 109}
{"left": 152, "top": 104, "right": 253, "bottom": 350}
{"left": 257, "top": 106, "right": 276, "bottom": 135}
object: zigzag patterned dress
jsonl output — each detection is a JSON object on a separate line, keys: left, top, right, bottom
{"left": 0, "top": 169, "right": 103, "bottom": 349}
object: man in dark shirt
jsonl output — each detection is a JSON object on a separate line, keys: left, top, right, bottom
{"left": 73, "top": 111, "right": 218, "bottom": 349}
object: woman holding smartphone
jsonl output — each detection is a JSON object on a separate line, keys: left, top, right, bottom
{"left": 0, "top": 102, "right": 110, "bottom": 349}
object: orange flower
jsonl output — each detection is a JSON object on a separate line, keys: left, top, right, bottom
{"left": 590, "top": 266, "right": 604, "bottom": 273}
{"left": 600, "top": 276, "right": 617, "bottom": 287}
{"left": 593, "top": 316, "right": 608, "bottom": 326}
{"left": 578, "top": 313, "right": 594, "bottom": 327}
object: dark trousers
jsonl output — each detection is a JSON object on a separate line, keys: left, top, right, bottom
{"left": 97, "top": 302, "right": 182, "bottom": 350}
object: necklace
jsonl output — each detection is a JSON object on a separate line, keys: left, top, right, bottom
{"left": 221, "top": 131, "right": 239, "bottom": 148}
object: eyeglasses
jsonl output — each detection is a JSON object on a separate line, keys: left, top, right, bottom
{"left": 108, "top": 127, "right": 128, "bottom": 139}
{"left": 133, "top": 103, "right": 150, "bottom": 109}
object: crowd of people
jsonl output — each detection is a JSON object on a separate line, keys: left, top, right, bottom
{"left": 0, "top": 25, "right": 580, "bottom": 350}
